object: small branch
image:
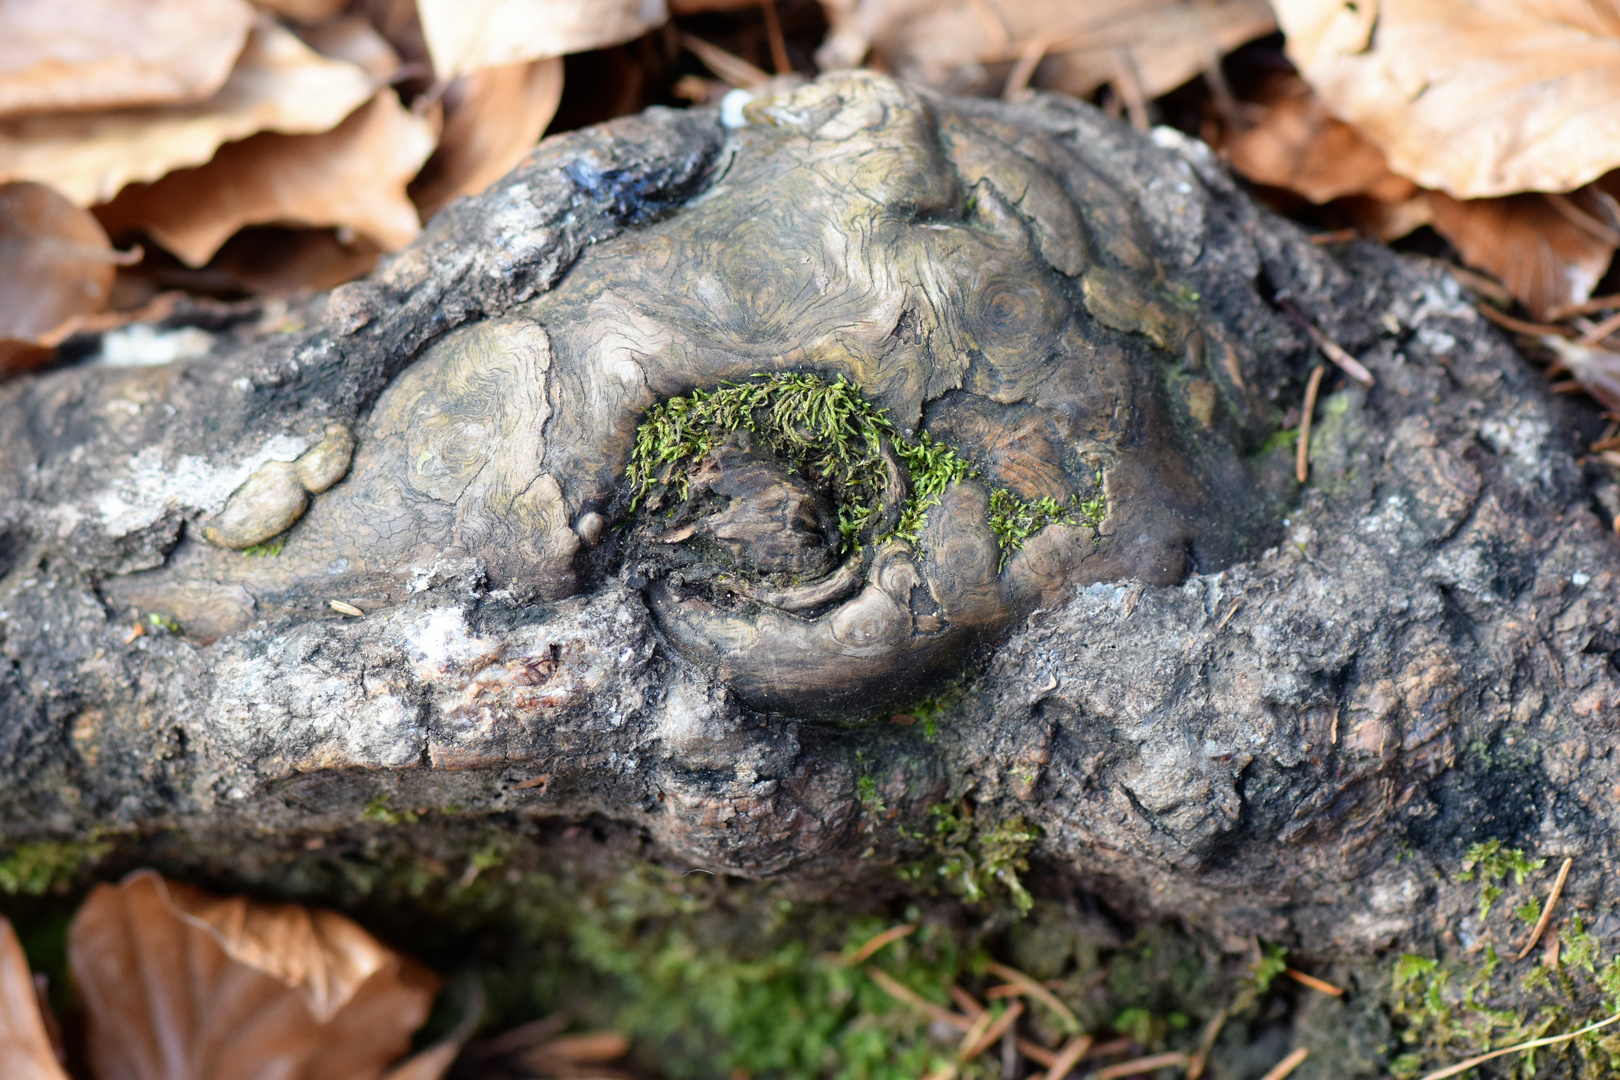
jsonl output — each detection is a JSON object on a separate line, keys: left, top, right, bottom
{"left": 849, "top": 923, "right": 915, "bottom": 964}
{"left": 1296, "top": 365, "right": 1324, "bottom": 485}
{"left": 1284, "top": 968, "right": 1344, "bottom": 997}
{"left": 960, "top": 1000, "right": 1023, "bottom": 1062}
{"left": 1092, "top": 1051, "right": 1187, "bottom": 1079}
{"left": 1185, "top": 1008, "right": 1227, "bottom": 1080}
{"left": 1258, "top": 1047, "right": 1309, "bottom": 1080}
{"left": 986, "top": 960, "right": 1080, "bottom": 1031}
{"left": 1040, "top": 1033, "right": 1093, "bottom": 1080}
{"left": 1476, "top": 304, "right": 1569, "bottom": 338}
{"left": 1276, "top": 299, "right": 1374, "bottom": 385}
{"left": 759, "top": 0, "right": 791, "bottom": 75}
{"left": 1516, "top": 857, "right": 1573, "bottom": 961}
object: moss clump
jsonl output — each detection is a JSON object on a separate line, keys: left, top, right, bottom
{"left": 897, "top": 801, "right": 1039, "bottom": 915}
{"left": 627, "top": 373, "right": 1098, "bottom": 557}
{"left": 0, "top": 840, "right": 109, "bottom": 896}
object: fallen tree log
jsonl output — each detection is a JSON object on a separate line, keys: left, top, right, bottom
{"left": 2, "top": 71, "right": 1619, "bottom": 1073}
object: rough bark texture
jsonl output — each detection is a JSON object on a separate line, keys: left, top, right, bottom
{"left": 2, "top": 72, "right": 1619, "bottom": 1012}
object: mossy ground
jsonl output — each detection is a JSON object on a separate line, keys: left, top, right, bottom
{"left": 2, "top": 822, "right": 1383, "bottom": 1080}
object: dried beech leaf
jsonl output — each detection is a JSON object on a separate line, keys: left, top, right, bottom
{"left": 379, "top": 1042, "right": 460, "bottom": 1080}
{"left": 0, "top": 0, "right": 254, "bottom": 118}
{"left": 1429, "top": 183, "right": 1620, "bottom": 318}
{"left": 1275, "top": 0, "right": 1620, "bottom": 198}
{"left": 0, "top": 181, "right": 119, "bottom": 340}
{"left": 97, "top": 91, "right": 435, "bottom": 267}
{"left": 0, "top": 917, "right": 69, "bottom": 1080}
{"left": 1546, "top": 337, "right": 1620, "bottom": 412}
{"left": 1224, "top": 75, "right": 1419, "bottom": 206}
{"left": 416, "top": 0, "right": 669, "bottom": 77}
{"left": 298, "top": 16, "right": 404, "bottom": 81}
{"left": 817, "top": 0, "right": 1275, "bottom": 100}
{"left": 410, "top": 57, "right": 564, "bottom": 219}
{"left": 213, "top": 228, "right": 382, "bottom": 295}
{"left": 69, "top": 870, "right": 439, "bottom": 1080}
{"left": 0, "top": 20, "right": 376, "bottom": 206}
{"left": 253, "top": 0, "right": 351, "bottom": 21}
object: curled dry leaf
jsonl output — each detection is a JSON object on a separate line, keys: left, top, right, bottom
{"left": 98, "top": 90, "right": 436, "bottom": 266}
{"left": 410, "top": 57, "right": 564, "bottom": 220}
{"left": 69, "top": 870, "right": 440, "bottom": 1080}
{"left": 0, "top": 916, "right": 70, "bottom": 1080}
{"left": 1275, "top": 0, "right": 1620, "bottom": 199}
{"left": 252, "top": 0, "right": 351, "bottom": 21}
{"left": 1219, "top": 74, "right": 1620, "bottom": 318}
{"left": 1223, "top": 75, "right": 1419, "bottom": 208}
{"left": 0, "top": 20, "right": 376, "bottom": 206}
{"left": 297, "top": 16, "right": 405, "bottom": 82}
{"left": 417, "top": 0, "right": 670, "bottom": 78}
{"left": 0, "top": 181, "right": 125, "bottom": 377}
{"left": 1429, "top": 182, "right": 1620, "bottom": 319}
{"left": 0, "top": 0, "right": 254, "bottom": 118}
{"left": 817, "top": 0, "right": 1275, "bottom": 100}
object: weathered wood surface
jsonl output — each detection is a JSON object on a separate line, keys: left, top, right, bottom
{"left": 1, "top": 72, "right": 1618, "bottom": 971}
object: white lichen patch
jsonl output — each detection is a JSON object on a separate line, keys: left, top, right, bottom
{"left": 93, "top": 434, "right": 314, "bottom": 538}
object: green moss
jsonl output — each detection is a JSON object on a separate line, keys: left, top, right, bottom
{"left": 145, "top": 611, "right": 181, "bottom": 635}
{"left": 0, "top": 841, "right": 109, "bottom": 896}
{"left": 626, "top": 373, "right": 1097, "bottom": 559}
{"left": 361, "top": 794, "right": 419, "bottom": 826}
{"left": 896, "top": 802, "right": 1037, "bottom": 915}
{"left": 1384, "top": 845, "right": 1620, "bottom": 1080}
{"left": 242, "top": 536, "right": 287, "bottom": 557}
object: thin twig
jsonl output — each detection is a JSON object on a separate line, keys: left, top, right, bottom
{"left": 758, "top": 0, "right": 791, "bottom": 75}
{"left": 952, "top": 984, "right": 988, "bottom": 1017}
{"left": 1297, "top": 365, "right": 1324, "bottom": 485}
{"left": 1476, "top": 304, "right": 1570, "bottom": 338}
{"left": 849, "top": 923, "right": 915, "bottom": 964}
{"left": 867, "top": 968, "right": 972, "bottom": 1031}
{"left": 1578, "top": 309, "right": 1620, "bottom": 346}
{"left": 1185, "top": 1009, "right": 1227, "bottom": 1080}
{"left": 1516, "top": 857, "right": 1573, "bottom": 961}
{"left": 1003, "top": 33, "right": 1054, "bottom": 100}
{"left": 987, "top": 961, "right": 1081, "bottom": 1031}
{"left": 1284, "top": 968, "right": 1345, "bottom": 996}
{"left": 1309, "top": 228, "right": 1358, "bottom": 245}
{"left": 962, "top": 1001, "right": 1024, "bottom": 1061}
{"left": 1447, "top": 266, "right": 1512, "bottom": 304}
{"left": 680, "top": 32, "right": 770, "bottom": 88}
{"left": 1092, "top": 1051, "right": 1187, "bottom": 1079}
{"left": 1019, "top": 1037, "right": 1061, "bottom": 1068}
{"left": 1042, "top": 1033, "right": 1094, "bottom": 1080}
{"left": 1258, "top": 1047, "right": 1309, "bottom": 1080}
{"left": 1277, "top": 298, "right": 1374, "bottom": 385}
{"left": 1548, "top": 292, "right": 1620, "bottom": 320}
{"left": 1111, "top": 47, "right": 1149, "bottom": 132}
{"left": 1418, "top": 1011, "right": 1620, "bottom": 1080}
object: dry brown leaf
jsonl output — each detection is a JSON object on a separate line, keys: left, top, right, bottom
{"left": 298, "top": 16, "right": 405, "bottom": 81}
{"left": 254, "top": 0, "right": 351, "bottom": 21}
{"left": 97, "top": 90, "right": 435, "bottom": 267}
{"left": 69, "top": 870, "right": 440, "bottom": 1080}
{"left": 817, "top": 0, "right": 1275, "bottom": 100}
{"left": 1275, "top": 0, "right": 1620, "bottom": 198}
{"left": 0, "top": 19, "right": 377, "bottom": 206}
{"left": 213, "top": 227, "right": 382, "bottom": 295}
{"left": 0, "top": 0, "right": 255, "bottom": 118}
{"left": 1224, "top": 75, "right": 1418, "bottom": 206}
{"left": 671, "top": 0, "right": 764, "bottom": 11}
{"left": 0, "top": 916, "right": 70, "bottom": 1080}
{"left": 0, "top": 180, "right": 128, "bottom": 377}
{"left": 1429, "top": 182, "right": 1620, "bottom": 319}
{"left": 409, "top": 57, "right": 564, "bottom": 220}
{"left": 417, "top": 0, "right": 670, "bottom": 77}
{"left": 0, "top": 181, "right": 120, "bottom": 339}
